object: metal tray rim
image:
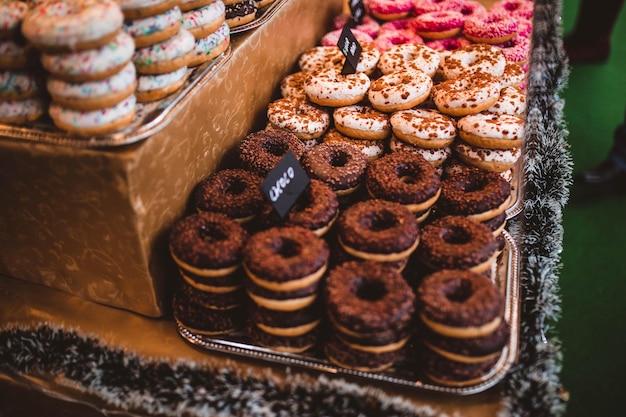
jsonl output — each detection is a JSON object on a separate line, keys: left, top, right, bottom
{"left": 229, "top": 0, "right": 288, "bottom": 35}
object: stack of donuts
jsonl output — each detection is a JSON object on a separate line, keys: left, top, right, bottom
{"left": 224, "top": 0, "right": 257, "bottom": 28}
{"left": 179, "top": 0, "right": 230, "bottom": 68}
{"left": 0, "top": 1, "right": 47, "bottom": 125}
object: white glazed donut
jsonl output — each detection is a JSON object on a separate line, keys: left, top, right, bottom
{"left": 0, "top": 70, "right": 42, "bottom": 100}
{"left": 22, "top": 0, "right": 124, "bottom": 51}
{"left": 0, "top": 97, "right": 46, "bottom": 124}
{"left": 180, "top": 0, "right": 216, "bottom": 12}
{"left": 500, "top": 61, "right": 525, "bottom": 88}
{"left": 304, "top": 68, "right": 370, "bottom": 107}
{"left": 390, "top": 108, "right": 456, "bottom": 148}
{"left": 181, "top": 0, "right": 226, "bottom": 40}
{"left": 267, "top": 97, "right": 330, "bottom": 140}
{"left": 188, "top": 21, "right": 230, "bottom": 67}
{"left": 136, "top": 66, "right": 188, "bottom": 102}
{"left": 123, "top": 6, "right": 182, "bottom": 48}
{"left": 333, "top": 105, "right": 390, "bottom": 141}
{"left": 368, "top": 68, "right": 433, "bottom": 113}
{"left": 133, "top": 28, "right": 195, "bottom": 74}
{"left": 389, "top": 135, "right": 452, "bottom": 167}
{"left": 441, "top": 43, "right": 506, "bottom": 80}
{"left": 49, "top": 94, "right": 136, "bottom": 136}
{"left": 486, "top": 86, "right": 526, "bottom": 115}
{"left": 0, "top": 40, "right": 36, "bottom": 70}
{"left": 41, "top": 31, "right": 135, "bottom": 82}
{"left": 377, "top": 43, "right": 440, "bottom": 77}
{"left": 280, "top": 71, "right": 307, "bottom": 100}
{"left": 117, "top": 0, "right": 180, "bottom": 19}
{"left": 298, "top": 46, "right": 344, "bottom": 72}
{"left": 457, "top": 113, "right": 525, "bottom": 149}
{"left": 432, "top": 73, "right": 501, "bottom": 117}
{"left": 46, "top": 62, "right": 137, "bottom": 110}
{"left": 323, "top": 128, "right": 385, "bottom": 162}
{"left": 455, "top": 141, "right": 522, "bottom": 172}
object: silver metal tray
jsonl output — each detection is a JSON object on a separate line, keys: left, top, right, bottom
{"left": 0, "top": 47, "right": 232, "bottom": 149}
{"left": 177, "top": 230, "right": 520, "bottom": 396}
{"left": 230, "top": 0, "right": 288, "bottom": 35}
{"left": 505, "top": 158, "right": 524, "bottom": 219}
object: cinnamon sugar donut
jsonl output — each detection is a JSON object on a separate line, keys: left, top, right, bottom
{"left": 462, "top": 11, "right": 519, "bottom": 45}
{"left": 333, "top": 104, "right": 390, "bottom": 141}
{"left": 377, "top": 43, "right": 440, "bottom": 77}
{"left": 440, "top": 43, "right": 506, "bottom": 80}
{"left": 486, "top": 86, "right": 526, "bottom": 116}
{"left": 389, "top": 135, "right": 452, "bottom": 168}
{"left": 455, "top": 141, "right": 522, "bottom": 173}
{"left": 457, "top": 113, "right": 525, "bottom": 149}
{"left": 279, "top": 71, "right": 307, "bottom": 100}
{"left": 500, "top": 61, "right": 526, "bottom": 88}
{"left": 267, "top": 97, "right": 330, "bottom": 141}
{"left": 298, "top": 45, "right": 344, "bottom": 72}
{"left": 432, "top": 73, "right": 501, "bottom": 117}
{"left": 368, "top": 68, "right": 433, "bottom": 113}
{"left": 238, "top": 129, "right": 307, "bottom": 175}
{"left": 322, "top": 128, "right": 385, "bottom": 162}
{"left": 411, "top": 11, "right": 465, "bottom": 40}
{"left": 304, "top": 68, "right": 370, "bottom": 107}
{"left": 389, "top": 108, "right": 457, "bottom": 149}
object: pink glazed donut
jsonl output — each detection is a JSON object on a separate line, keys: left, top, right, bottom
{"left": 374, "top": 29, "right": 423, "bottom": 53}
{"left": 333, "top": 13, "right": 380, "bottom": 38}
{"left": 458, "top": 0, "right": 487, "bottom": 20}
{"left": 412, "top": 0, "right": 463, "bottom": 15}
{"left": 490, "top": 0, "right": 534, "bottom": 20}
{"left": 411, "top": 11, "right": 465, "bottom": 40}
{"left": 367, "top": 0, "right": 413, "bottom": 21}
{"left": 322, "top": 28, "right": 374, "bottom": 47}
{"left": 495, "top": 35, "right": 531, "bottom": 64}
{"left": 463, "top": 10, "right": 519, "bottom": 44}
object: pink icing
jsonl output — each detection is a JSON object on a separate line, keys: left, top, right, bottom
{"left": 412, "top": 11, "right": 465, "bottom": 32}
{"left": 332, "top": 13, "right": 380, "bottom": 38}
{"left": 412, "top": 0, "right": 463, "bottom": 15}
{"left": 367, "top": 0, "right": 413, "bottom": 16}
{"left": 496, "top": 35, "right": 531, "bottom": 63}
{"left": 321, "top": 28, "right": 374, "bottom": 47}
{"left": 458, "top": 0, "right": 487, "bottom": 20}
{"left": 516, "top": 18, "right": 533, "bottom": 38}
{"left": 425, "top": 35, "right": 471, "bottom": 51}
{"left": 0, "top": 1, "right": 28, "bottom": 31}
{"left": 463, "top": 10, "right": 519, "bottom": 40}
{"left": 374, "top": 29, "right": 424, "bottom": 52}
{"left": 491, "top": 0, "right": 534, "bottom": 20}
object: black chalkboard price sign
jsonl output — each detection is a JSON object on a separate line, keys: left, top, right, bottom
{"left": 337, "top": 25, "right": 362, "bottom": 75}
{"left": 261, "top": 151, "right": 310, "bottom": 218}
{"left": 348, "top": 0, "right": 365, "bottom": 25}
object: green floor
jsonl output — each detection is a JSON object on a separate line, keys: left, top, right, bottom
{"left": 559, "top": 1, "right": 626, "bottom": 416}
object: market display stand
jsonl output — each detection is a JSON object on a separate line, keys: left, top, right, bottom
{"left": 0, "top": 1, "right": 570, "bottom": 416}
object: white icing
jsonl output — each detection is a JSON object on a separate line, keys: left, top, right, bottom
{"left": 333, "top": 105, "right": 390, "bottom": 135}
{"left": 457, "top": 113, "right": 525, "bottom": 139}
{"left": 432, "top": 74, "right": 501, "bottom": 110}
{"left": 390, "top": 135, "right": 452, "bottom": 162}
{"left": 41, "top": 31, "right": 134, "bottom": 78}
{"left": 47, "top": 62, "right": 136, "bottom": 99}
{"left": 455, "top": 141, "right": 521, "bottom": 163}
{"left": 49, "top": 94, "right": 136, "bottom": 128}
{"left": 368, "top": 68, "right": 433, "bottom": 110}
{"left": 297, "top": 44, "right": 380, "bottom": 74}
{"left": 124, "top": 6, "right": 181, "bottom": 38}
{"left": 486, "top": 86, "right": 526, "bottom": 115}
{"left": 304, "top": 68, "right": 370, "bottom": 105}
{"left": 280, "top": 71, "right": 307, "bottom": 100}
{"left": 0, "top": 1, "right": 29, "bottom": 31}
{"left": 182, "top": 0, "right": 225, "bottom": 31}
{"left": 441, "top": 43, "right": 506, "bottom": 80}
{"left": 133, "top": 28, "right": 195, "bottom": 68}
{"left": 0, "top": 97, "right": 46, "bottom": 118}
{"left": 267, "top": 97, "right": 330, "bottom": 138}
{"left": 390, "top": 108, "right": 456, "bottom": 140}
{"left": 378, "top": 43, "right": 440, "bottom": 77}
{"left": 137, "top": 66, "right": 186, "bottom": 92}
{"left": 193, "top": 21, "right": 229, "bottom": 56}
{"left": 0, "top": 70, "right": 40, "bottom": 97}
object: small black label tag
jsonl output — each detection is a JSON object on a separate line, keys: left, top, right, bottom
{"left": 348, "top": 0, "right": 365, "bottom": 25}
{"left": 261, "top": 151, "right": 310, "bottom": 219}
{"left": 338, "top": 25, "right": 362, "bottom": 75}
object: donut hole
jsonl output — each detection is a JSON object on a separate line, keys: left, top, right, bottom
{"left": 198, "top": 224, "right": 228, "bottom": 243}
{"left": 327, "top": 150, "right": 349, "bottom": 167}
{"left": 275, "top": 237, "right": 302, "bottom": 259}
{"left": 263, "top": 140, "right": 289, "bottom": 157}
{"left": 224, "top": 178, "right": 248, "bottom": 196}
{"left": 460, "top": 177, "right": 488, "bottom": 193}
{"left": 440, "top": 225, "right": 472, "bottom": 245}
{"left": 362, "top": 209, "right": 399, "bottom": 232}
{"left": 354, "top": 278, "right": 387, "bottom": 302}
{"left": 444, "top": 279, "right": 473, "bottom": 303}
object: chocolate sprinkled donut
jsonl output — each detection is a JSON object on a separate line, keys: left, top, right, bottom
{"left": 169, "top": 211, "right": 248, "bottom": 273}
{"left": 419, "top": 343, "right": 500, "bottom": 386}
{"left": 194, "top": 168, "right": 264, "bottom": 223}
{"left": 324, "top": 332, "right": 404, "bottom": 372}
{"left": 437, "top": 167, "right": 511, "bottom": 221}
{"left": 247, "top": 321, "right": 318, "bottom": 353}
{"left": 325, "top": 260, "right": 416, "bottom": 334}
{"left": 366, "top": 151, "right": 441, "bottom": 211}
{"left": 301, "top": 142, "right": 369, "bottom": 195}
{"left": 238, "top": 129, "right": 306, "bottom": 176}
{"left": 417, "top": 216, "right": 498, "bottom": 272}
{"left": 421, "top": 319, "right": 510, "bottom": 358}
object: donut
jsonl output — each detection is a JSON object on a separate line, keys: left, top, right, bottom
{"left": 0, "top": 1, "right": 29, "bottom": 40}
{"left": 337, "top": 199, "right": 420, "bottom": 263}
{"left": 389, "top": 108, "right": 456, "bottom": 149}
{"left": 412, "top": 0, "right": 463, "bottom": 15}
{"left": 304, "top": 68, "right": 370, "bottom": 107}
{"left": 266, "top": 97, "right": 330, "bottom": 141}
{"left": 417, "top": 269, "right": 505, "bottom": 338}
{"left": 136, "top": 66, "right": 188, "bottom": 102}
{"left": 297, "top": 46, "right": 344, "bottom": 73}
{"left": 243, "top": 226, "right": 329, "bottom": 297}
{"left": 301, "top": 141, "right": 369, "bottom": 196}
{"left": 48, "top": 94, "right": 136, "bottom": 136}
{"left": 458, "top": 0, "right": 487, "bottom": 20}
{"left": 365, "top": 150, "right": 442, "bottom": 216}
{"left": 0, "top": 97, "right": 46, "bottom": 125}
{"left": 373, "top": 28, "right": 424, "bottom": 53}
{"left": 332, "top": 13, "right": 380, "bottom": 38}
{"left": 411, "top": 11, "right": 465, "bottom": 40}
{"left": 225, "top": 0, "right": 257, "bottom": 28}
{"left": 123, "top": 6, "right": 182, "bottom": 48}
{"left": 368, "top": 68, "right": 433, "bottom": 113}
{"left": 416, "top": 215, "right": 498, "bottom": 274}
{"left": 454, "top": 141, "right": 522, "bottom": 173}
{"left": 324, "top": 331, "right": 407, "bottom": 372}
{"left": 490, "top": 0, "right": 534, "bottom": 20}
{"left": 418, "top": 342, "right": 500, "bottom": 386}
{"left": 279, "top": 71, "right": 307, "bottom": 100}
{"left": 133, "top": 28, "right": 195, "bottom": 74}
{"left": 238, "top": 129, "right": 307, "bottom": 176}
{"left": 321, "top": 28, "right": 374, "bottom": 48}
{"left": 248, "top": 302, "right": 322, "bottom": 338}
{"left": 516, "top": 17, "right": 533, "bottom": 39}
{"left": 437, "top": 168, "right": 512, "bottom": 221}
{"left": 194, "top": 168, "right": 264, "bottom": 223}
{"left": 0, "top": 40, "right": 38, "bottom": 70}
{"left": 21, "top": 0, "right": 124, "bottom": 52}
{"left": 389, "top": 135, "right": 452, "bottom": 168}
{"left": 440, "top": 43, "right": 506, "bottom": 80}
{"left": 485, "top": 86, "right": 526, "bottom": 116}
{"left": 47, "top": 62, "right": 137, "bottom": 110}
{"left": 499, "top": 61, "right": 525, "bottom": 88}
{"left": 41, "top": 31, "right": 135, "bottom": 83}
{"left": 366, "top": 0, "right": 413, "bottom": 21}
{"left": 444, "top": 154, "right": 514, "bottom": 182}
{"left": 117, "top": 0, "right": 180, "bottom": 19}
{"left": 188, "top": 21, "right": 230, "bottom": 67}
{"left": 180, "top": 0, "right": 217, "bottom": 12}
{"left": 322, "top": 128, "right": 385, "bottom": 162}
{"left": 169, "top": 211, "right": 249, "bottom": 278}
{"left": 495, "top": 35, "right": 531, "bottom": 64}
{"left": 259, "top": 179, "right": 339, "bottom": 237}
{"left": 462, "top": 11, "right": 519, "bottom": 45}
{"left": 332, "top": 104, "right": 391, "bottom": 141}
{"left": 425, "top": 36, "right": 471, "bottom": 56}
{"left": 181, "top": 0, "right": 226, "bottom": 40}
{"left": 457, "top": 113, "right": 525, "bottom": 149}
{"left": 245, "top": 273, "right": 321, "bottom": 312}
{"left": 432, "top": 73, "right": 501, "bottom": 117}
{"left": 377, "top": 43, "right": 440, "bottom": 77}
{"left": 0, "top": 70, "right": 42, "bottom": 101}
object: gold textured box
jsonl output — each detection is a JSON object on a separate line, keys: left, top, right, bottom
{"left": 0, "top": 0, "right": 343, "bottom": 317}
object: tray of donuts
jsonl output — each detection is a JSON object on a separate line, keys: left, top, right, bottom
{"left": 0, "top": 0, "right": 232, "bottom": 147}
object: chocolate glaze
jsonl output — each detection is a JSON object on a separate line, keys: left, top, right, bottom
{"left": 417, "top": 269, "right": 505, "bottom": 328}
{"left": 324, "top": 333, "right": 403, "bottom": 371}
{"left": 169, "top": 211, "right": 248, "bottom": 269}
{"left": 243, "top": 226, "right": 329, "bottom": 282}
{"left": 366, "top": 150, "right": 441, "bottom": 204}
{"left": 438, "top": 167, "right": 511, "bottom": 215}
{"left": 195, "top": 168, "right": 264, "bottom": 220}
{"left": 238, "top": 129, "right": 306, "bottom": 176}
{"left": 301, "top": 142, "right": 368, "bottom": 192}
{"left": 338, "top": 199, "right": 419, "bottom": 254}
{"left": 225, "top": 0, "right": 257, "bottom": 19}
